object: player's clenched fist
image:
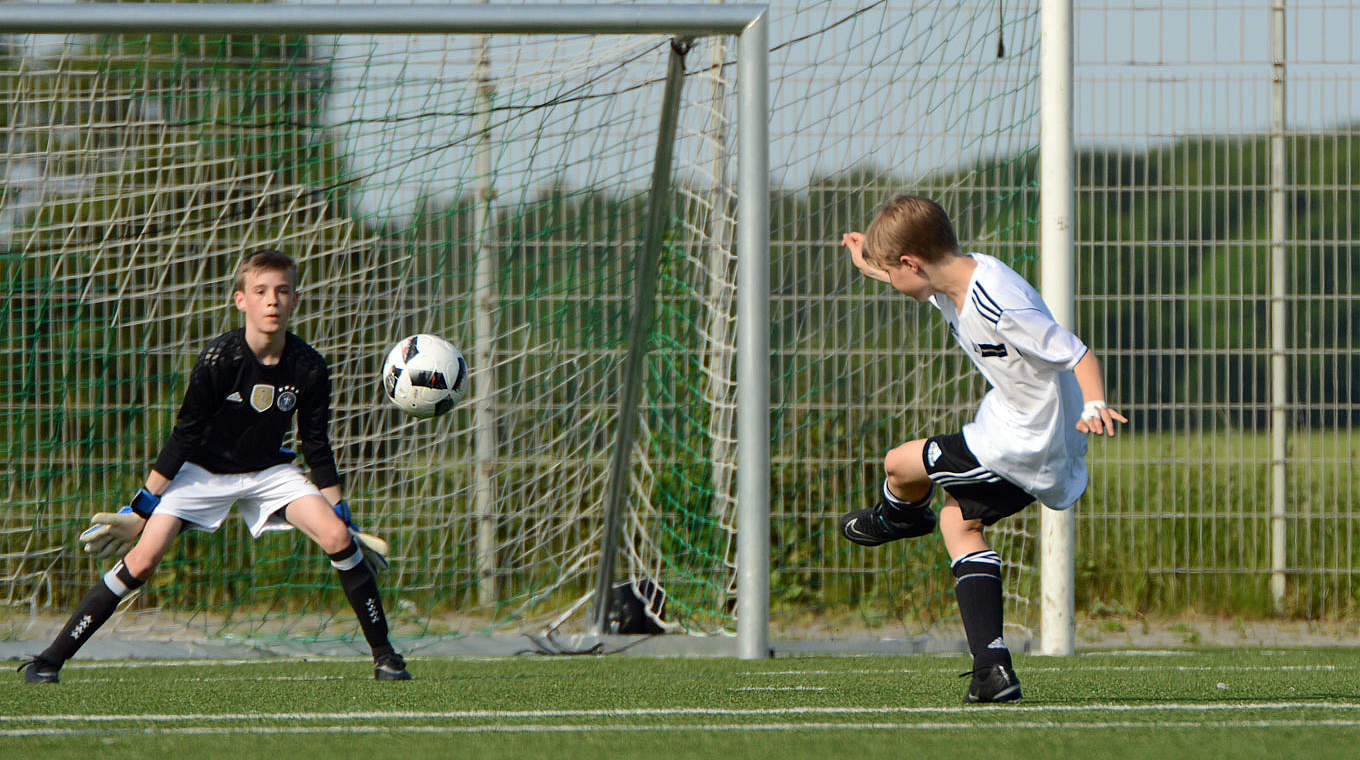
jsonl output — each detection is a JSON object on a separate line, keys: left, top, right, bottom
{"left": 843, "top": 231, "right": 891, "bottom": 283}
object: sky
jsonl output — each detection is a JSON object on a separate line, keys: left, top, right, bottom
{"left": 6, "top": 1, "right": 1360, "bottom": 223}
{"left": 1074, "top": 1, "right": 1360, "bottom": 147}
{"left": 301, "top": 0, "right": 1360, "bottom": 219}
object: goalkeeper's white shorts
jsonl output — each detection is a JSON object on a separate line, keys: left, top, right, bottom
{"left": 154, "top": 462, "right": 323, "bottom": 537}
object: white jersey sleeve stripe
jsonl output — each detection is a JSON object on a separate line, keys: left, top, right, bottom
{"left": 973, "top": 282, "right": 1005, "bottom": 314}
{"left": 971, "top": 293, "right": 1001, "bottom": 324}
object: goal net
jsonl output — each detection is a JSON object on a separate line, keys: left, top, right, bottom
{"left": 1, "top": 1, "right": 1041, "bottom": 649}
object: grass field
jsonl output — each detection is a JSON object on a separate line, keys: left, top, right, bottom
{"left": 2, "top": 649, "right": 1357, "bottom": 759}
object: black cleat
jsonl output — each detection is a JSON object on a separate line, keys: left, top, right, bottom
{"left": 18, "top": 657, "right": 59, "bottom": 684}
{"left": 961, "top": 664, "right": 1022, "bottom": 703}
{"left": 374, "top": 652, "right": 412, "bottom": 681}
{"left": 839, "top": 500, "right": 937, "bottom": 547}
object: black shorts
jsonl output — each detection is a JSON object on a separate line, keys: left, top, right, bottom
{"left": 921, "top": 432, "right": 1035, "bottom": 526}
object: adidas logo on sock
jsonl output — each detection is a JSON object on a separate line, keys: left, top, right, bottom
{"left": 69, "top": 614, "right": 93, "bottom": 640}
{"left": 986, "top": 636, "right": 1008, "bottom": 650}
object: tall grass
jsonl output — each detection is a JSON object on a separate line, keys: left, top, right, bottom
{"left": 1080, "top": 430, "right": 1360, "bottom": 618}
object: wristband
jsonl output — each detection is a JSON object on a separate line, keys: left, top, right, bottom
{"left": 332, "top": 499, "right": 357, "bottom": 530}
{"left": 128, "top": 487, "right": 161, "bottom": 519}
{"left": 1080, "top": 400, "right": 1108, "bottom": 422}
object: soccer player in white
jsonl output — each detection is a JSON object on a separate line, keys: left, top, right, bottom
{"left": 837, "top": 195, "right": 1126, "bottom": 703}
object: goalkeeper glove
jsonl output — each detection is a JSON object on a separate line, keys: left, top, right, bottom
{"left": 79, "top": 487, "right": 159, "bottom": 558}
{"left": 332, "top": 500, "right": 390, "bottom": 575}
{"left": 352, "top": 531, "right": 390, "bottom": 576}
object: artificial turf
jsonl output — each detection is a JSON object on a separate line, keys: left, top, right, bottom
{"left": 2, "top": 648, "right": 1357, "bottom": 759}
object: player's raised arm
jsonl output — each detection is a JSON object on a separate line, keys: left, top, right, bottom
{"left": 1071, "top": 350, "right": 1128, "bottom": 437}
{"left": 842, "top": 231, "right": 892, "bottom": 284}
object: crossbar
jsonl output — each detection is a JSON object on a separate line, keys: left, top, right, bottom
{"left": 0, "top": 3, "right": 764, "bottom": 35}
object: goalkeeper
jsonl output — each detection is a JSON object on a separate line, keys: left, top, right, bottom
{"left": 20, "top": 249, "right": 409, "bottom": 683}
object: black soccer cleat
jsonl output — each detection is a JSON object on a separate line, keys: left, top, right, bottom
{"left": 961, "top": 664, "right": 1022, "bottom": 704}
{"left": 17, "top": 657, "right": 60, "bottom": 684}
{"left": 838, "top": 501, "right": 938, "bottom": 547}
{"left": 374, "top": 652, "right": 412, "bottom": 681}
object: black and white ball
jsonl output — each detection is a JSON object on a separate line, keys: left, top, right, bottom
{"left": 381, "top": 334, "right": 467, "bottom": 418}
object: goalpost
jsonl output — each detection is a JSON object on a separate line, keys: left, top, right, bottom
{"left": 1038, "top": 0, "right": 1075, "bottom": 657}
{"left": 3, "top": 3, "right": 770, "bottom": 658}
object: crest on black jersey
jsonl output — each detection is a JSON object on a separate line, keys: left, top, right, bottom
{"left": 277, "top": 390, "right": 298, "bottom": 412}
{"left": 250, "top": 384, "right": 275, "bottom": 412}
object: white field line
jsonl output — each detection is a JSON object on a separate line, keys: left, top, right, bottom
{"left": 42, "top": 649, "right": 1340, "bottom": 670}
{"left": 79, "top": 675, "right": 346, "bottom": 684}
{"left": 4, "top": 719, "right": 1360, "bottom": 738}
{"left": 58, "top": 655, "right": 613, "bottom": 670}
{"left": 55, "top": 660, "right": 1349, "bottom": 675}
{"left": 1081, "top": 650, "right": 1184, "bottom": 656}
{"left": 738, "top": 664, "right": 1349, "bottom": 676}
{"left": 728, "top": 686, "right": 828, "bottom": 692}
{"left": 3, "top": 702, "right": 1359, "bottom": 724}
{"left": 60, "top": 658, "right": 372, "bottom": 669}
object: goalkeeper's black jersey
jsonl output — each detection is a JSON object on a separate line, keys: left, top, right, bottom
{"left": 152, "top": 328, "right": 340, "bottom": 488}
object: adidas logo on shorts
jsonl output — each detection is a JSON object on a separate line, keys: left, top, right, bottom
{"left": 927, "top": 441, "right": 942, "bottom": 467}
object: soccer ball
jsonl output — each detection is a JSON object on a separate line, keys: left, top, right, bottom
{"left": 380, "top": 334, "right": 467, "bottom": 418}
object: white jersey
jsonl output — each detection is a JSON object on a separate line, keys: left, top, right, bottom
{"left": 928, "top": 253, "right": 1090, "bottom": 508}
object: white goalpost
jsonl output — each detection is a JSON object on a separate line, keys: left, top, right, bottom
{"left": 4, "top": 2, "right": 771, "bottom": 659}
{"left": 1038, "top": 0, "right": 1075, "bottom": 657}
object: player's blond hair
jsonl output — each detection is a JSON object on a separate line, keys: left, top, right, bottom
{"left": 863, "top": 194, "right": 959, "bottom": 269}
{"left": 232, "top": 248, "right": 297, "bottom": 293}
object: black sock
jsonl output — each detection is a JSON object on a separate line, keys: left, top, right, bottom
{"left": 329, "top": 540, "right": 394, "bottom": 659}
{"left": 40, "top": 562, "right": 146, "bottom": 667}
{"left": 880, "top": 478, "right": 934, "bottom": 522}
{"left": 951, "top": 549, "right": 1011, "bottom": 671}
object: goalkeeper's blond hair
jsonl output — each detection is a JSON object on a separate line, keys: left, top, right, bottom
{"left": 232, "top": 248, "right": 297, "bottom": 294}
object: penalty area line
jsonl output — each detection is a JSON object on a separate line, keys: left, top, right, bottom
{"left": 78, "top": 675, "right": 347, "bottom": 684}
{"left": 4, "top": 701, "right": 1360, "bottom": 724}
{"left": 60, "top": 657, "right": 372, "bottom": 670}
{"left": 4, "top": 719, "right": 1360, "bottom": 738}
{"left": 738, "top": 664, "right": 1349, "bottom": 677}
